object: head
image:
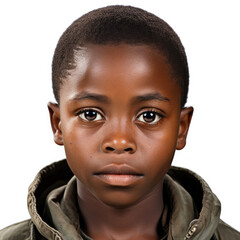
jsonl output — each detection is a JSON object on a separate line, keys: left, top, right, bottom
{"left": 48, "top": 5, "right": 193, "bottom": 208}
{"left": 52, "top": 5, "right": 189, "bottom": 108}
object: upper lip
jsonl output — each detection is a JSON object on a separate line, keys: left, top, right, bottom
{"left": 94, "top": 164, "right": 143, "bottom": 176}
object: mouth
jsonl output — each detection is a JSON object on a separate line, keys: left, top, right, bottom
{"left": 93, "top": 164, "right": 144, "bottom": 186}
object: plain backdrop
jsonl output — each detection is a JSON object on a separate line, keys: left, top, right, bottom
{"left": 0, "top": 0, "right": 239, "bottom": 231}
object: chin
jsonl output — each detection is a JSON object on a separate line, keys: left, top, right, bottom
{"left": 102, "top": 199, "right": 139, "bottom": 210}
{"left": 97, "top": 190, "right": 144, "bottom": 209}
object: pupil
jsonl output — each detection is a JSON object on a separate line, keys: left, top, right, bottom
{"left": 85, "top": 110, "right": 97, "bottom": 120}
{"left": 143, "top": 112, "right": 155, "bottom": 122}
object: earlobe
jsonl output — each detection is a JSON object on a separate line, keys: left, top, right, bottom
{"left": 47, "top": 102, "right": 64, "bottom": 146}
{"left": 176, "top": 107, "right": 194, "bottom": 150}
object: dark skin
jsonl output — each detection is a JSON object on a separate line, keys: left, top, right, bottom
{"left": 48, "top": 44, "right": 193, "bottom": 240}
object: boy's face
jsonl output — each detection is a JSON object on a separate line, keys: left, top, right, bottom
{"left": 49, "top": 44, "right": 193, "bottom": 208}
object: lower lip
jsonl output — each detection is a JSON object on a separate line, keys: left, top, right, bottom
{"left": 94, "top": 174, "right": 143, "bottom": 186}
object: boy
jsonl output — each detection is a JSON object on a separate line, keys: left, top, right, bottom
{"left": 0, "top": 5, "right": 239, "bottom": 240}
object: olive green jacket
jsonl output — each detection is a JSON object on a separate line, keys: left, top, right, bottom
{"left": 0, "top": 160, "right": 239, "bottom": 240}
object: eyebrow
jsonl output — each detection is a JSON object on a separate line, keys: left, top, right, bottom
{"left": 70, "top": 91, "right": 110, "bottom": 103}
{"left": 132, "top": 92, "right": 169, "bottom": 104}
{"left": 69, "top": 91, "right": 169, "bottom": 104}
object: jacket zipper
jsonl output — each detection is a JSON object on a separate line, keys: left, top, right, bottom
{"left": 184, "top": 225, "right": 197, "bottom": 240}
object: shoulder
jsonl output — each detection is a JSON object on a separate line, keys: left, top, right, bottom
{"left": 0, "top": 219, "right": 31, "bottom": 240}
{"left": 215, "top": 220, "right": 240, "bottom": 240}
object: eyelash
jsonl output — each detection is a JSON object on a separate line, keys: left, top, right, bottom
{"left": 76, "top": 108, "right": 164, "bottom": 125}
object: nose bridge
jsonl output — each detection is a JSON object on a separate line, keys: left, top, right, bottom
{"left": 114, "top": 116, "right": 130, "bottom": 134}
{"left": 101, "top": 117, "right": 137, "bottom": 154}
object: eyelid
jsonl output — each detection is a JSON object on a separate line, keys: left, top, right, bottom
{"left": 136, "top": 108, "right": 165, "bottom": 117}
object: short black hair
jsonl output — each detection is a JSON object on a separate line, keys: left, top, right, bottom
{"left": 52, "top": 5, "right": 189, "bottom": 107}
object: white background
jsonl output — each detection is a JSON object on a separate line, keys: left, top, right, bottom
{"left": 0, "top": 0, "right": 239, "bottom": 232}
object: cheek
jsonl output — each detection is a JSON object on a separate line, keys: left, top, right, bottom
{"left": 62, "top": 121, "right": 97, "bottom": 155}
{"left": 61, "top": 127, "right": 97, "bottom": 179}
{"left": 141, "top": 121, "right": 179, "bottom": 171}
{"left": 144, "top": 122, "right": 179, "bottom": 151}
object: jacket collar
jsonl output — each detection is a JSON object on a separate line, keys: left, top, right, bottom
{"left": 167, "top": 167, "right": 221, "bottom": 239}
{"left": 27, "top": 160, "right": 221, "bottom": 240}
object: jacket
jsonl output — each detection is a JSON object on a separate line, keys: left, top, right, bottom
{"left": 0, "top": 159, "right": 239, "bottom": 240}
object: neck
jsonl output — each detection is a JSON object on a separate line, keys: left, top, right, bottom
{"left": 77, "top": 180, "right": 164, "bottom": 240}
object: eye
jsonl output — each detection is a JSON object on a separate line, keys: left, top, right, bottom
{"left": 78, "top": 109, "right": 104, "bottom": 121}
{"left": 137, "top": 111, "right": 163, "bottom": 124}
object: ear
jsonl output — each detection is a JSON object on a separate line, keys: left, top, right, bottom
{"left": 47, "top": 102, "right": 64, "bottom": 145}
{"left": 176, "top": 107, "right": 194, "bottom": 150}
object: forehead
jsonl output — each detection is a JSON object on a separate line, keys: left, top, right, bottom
{"left": 60, "top": 44, "right": 180, "bottom": 105}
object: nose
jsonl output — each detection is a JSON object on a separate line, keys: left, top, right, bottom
{"left": 101, "top": 133, "right": 137, "bottom": 154}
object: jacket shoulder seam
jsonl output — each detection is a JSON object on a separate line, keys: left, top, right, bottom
{"left": 0, "top": 219, "right": 31, "bottom": 231}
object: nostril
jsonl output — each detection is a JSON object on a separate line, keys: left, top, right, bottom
{"left": 106, "top": 146, "right": 115, "bottom": 152}
{"left": 124, "top": 148, "right": 133, "bottom": 152}
{"left": 104, "top": 146, "right": 134, "bottom": 153}
{"left": 102, "top": 140, "right": 136, "bottom": 154}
